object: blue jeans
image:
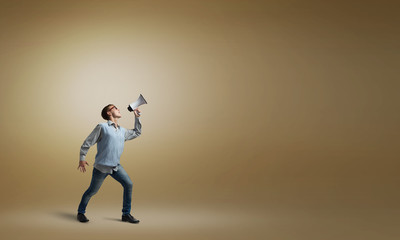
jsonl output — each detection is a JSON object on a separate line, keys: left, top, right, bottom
{"left": 78, "top": 165, "right": 133, "bottom": 215}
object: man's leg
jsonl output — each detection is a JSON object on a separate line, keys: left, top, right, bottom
{"left": 78, "top": 167, "right": 108, "bottom": 214}
{"left": 110, "top": 165, "right": 133, "bottom": 215}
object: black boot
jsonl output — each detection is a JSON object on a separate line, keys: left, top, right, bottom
{"left": 122, "top": 214, "right": 140, "bottom": 224}
{"left": 77, "top": 213, "right": 89, "bottom": 223}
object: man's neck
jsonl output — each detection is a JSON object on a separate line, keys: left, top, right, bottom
{"left": 109, "top": 117, "right": 119, "bottom": 128}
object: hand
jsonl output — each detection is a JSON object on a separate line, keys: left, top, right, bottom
{"left": 78, "top": 161, "right": 89, "bottom": 173}
{"left": 133, "top": 108, "right": 141, "bottom": 117}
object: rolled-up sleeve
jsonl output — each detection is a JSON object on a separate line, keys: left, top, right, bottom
{"left": 80, "top": 124, "right": 102, "bottom": 161}
{"left": 125, "top": 117, "right": 142, "bottom": 141}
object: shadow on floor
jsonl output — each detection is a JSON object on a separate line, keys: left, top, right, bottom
{"left": 52, "top": 211, "right": 123, "bottom": 222}
{"left": 53, "top": 212, "right": 76, "bottom": 222}
{"left": 103, "top": 217, "right": 121, "bottom": 222}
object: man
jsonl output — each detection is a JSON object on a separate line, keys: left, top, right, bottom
{"left": 77, "top": 104, "right": 142, "bottom": 224}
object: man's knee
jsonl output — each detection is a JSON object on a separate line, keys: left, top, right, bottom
{"left": 125, "top": 180, "right": 133, "bottom": 189}
{"left": 90, "top": 190, "right": 99, "bottom": 196}
{"left": 86, "top": 187, "right": 100, "bottom": 197}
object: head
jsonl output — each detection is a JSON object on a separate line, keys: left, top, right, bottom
{"left": 101, "top": 104, "right": 121, "bottom": 120}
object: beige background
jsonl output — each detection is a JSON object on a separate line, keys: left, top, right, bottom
{"left": 0, "top": 0, "right": 399, "bottom": 239}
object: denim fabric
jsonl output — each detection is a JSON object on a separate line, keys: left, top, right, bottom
{"left": 78, "top": 165, "right": 133, "bottom": 215}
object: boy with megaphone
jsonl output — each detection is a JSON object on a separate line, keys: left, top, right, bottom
{"left": 77, "top": 95, "right": 147, "bottom": 224}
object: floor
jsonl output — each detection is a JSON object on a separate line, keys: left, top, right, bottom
{"left": 1, "top": 203, "right": 398, "bottom": 240}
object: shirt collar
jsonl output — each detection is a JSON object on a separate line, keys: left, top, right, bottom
{"left": 107, "top": 120, "right": 120, "bottom": 128}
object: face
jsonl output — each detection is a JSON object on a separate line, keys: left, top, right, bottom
{"left": 108, "top": 105, "right": 122, "bottom": 119}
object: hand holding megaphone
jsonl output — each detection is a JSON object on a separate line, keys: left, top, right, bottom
{"left": 128, "top": 94, "right": 147, "bottom": 116}
{"left": 133, "top": 108, "right": 141, "bottom": 117}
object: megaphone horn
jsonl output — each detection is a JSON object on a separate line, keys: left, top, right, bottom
{"left": 128, "top": 94, "right": 148, "bottom": 112}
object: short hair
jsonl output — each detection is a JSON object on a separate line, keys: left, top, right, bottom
{"left": 101, "top": 104, "right": 114, "bottom": 120}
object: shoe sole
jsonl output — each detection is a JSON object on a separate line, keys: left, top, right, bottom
{"left": 122, "top": 219, "right": 140, "bottom": 224}
{"left": 77, "top": 216, "right": 89, "bottom": 223}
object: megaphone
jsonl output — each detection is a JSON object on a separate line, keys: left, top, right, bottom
{"left": 127, "top": 94, "right": 148, "bottom": 113}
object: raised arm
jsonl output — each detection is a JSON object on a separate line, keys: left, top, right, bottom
{"left": 125, "top": 117, "right": 142, "bottom": 141}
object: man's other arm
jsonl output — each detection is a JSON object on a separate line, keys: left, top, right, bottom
{"left": 78, "top": 124, "right": 102, "bottom": 172}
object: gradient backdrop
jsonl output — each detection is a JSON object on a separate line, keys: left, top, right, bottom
{"left": 0, "top": 0, "right": 399, "bottom": 239}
